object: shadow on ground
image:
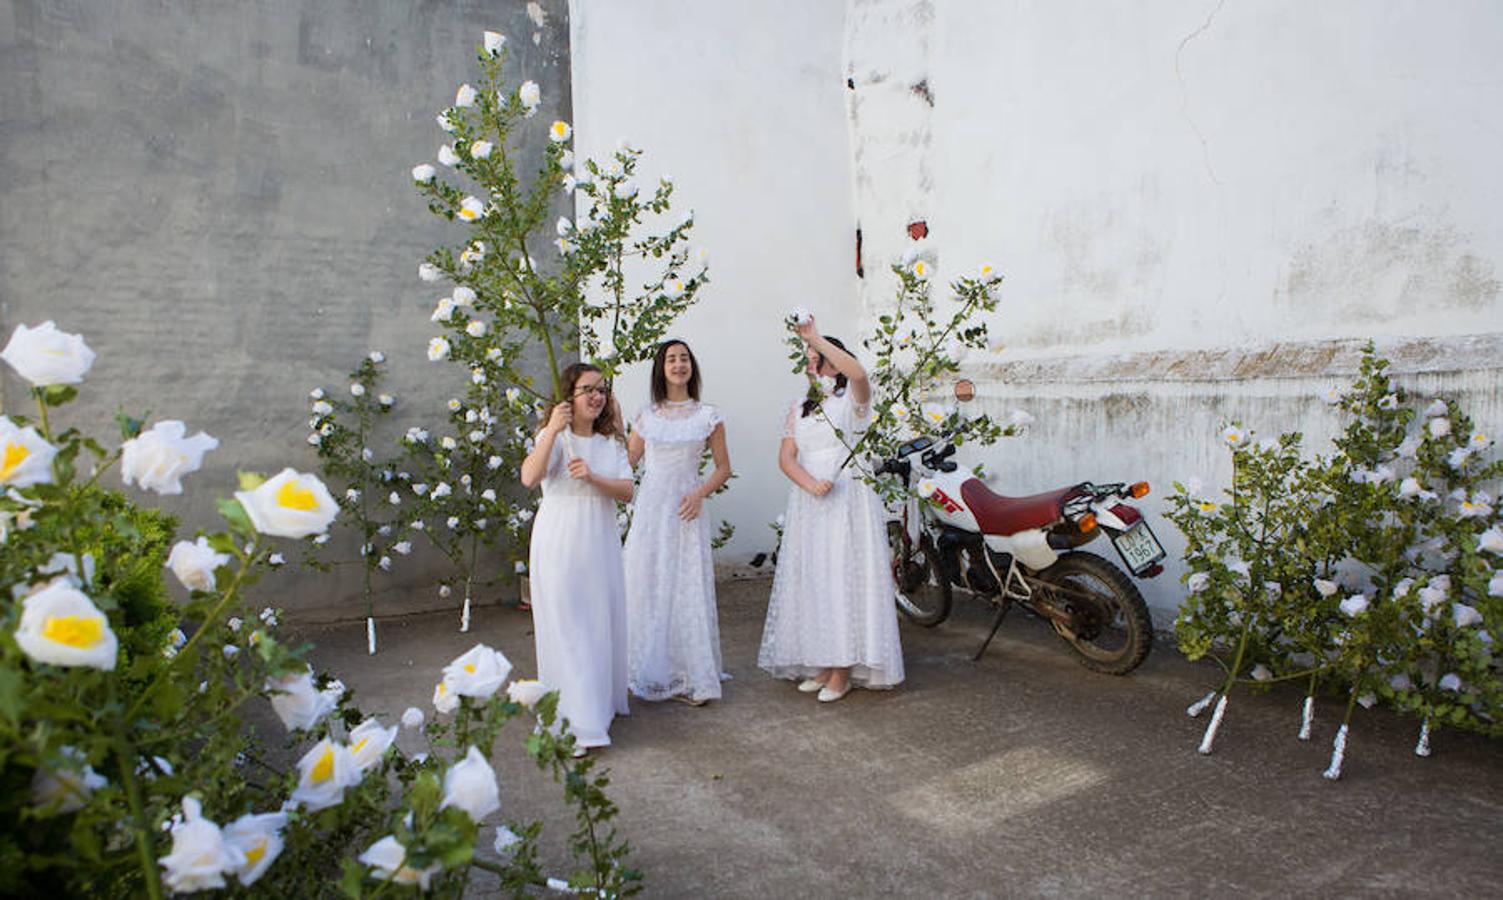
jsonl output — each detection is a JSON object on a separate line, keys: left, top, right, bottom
{"left": 290, "top": 575, "right": 1503, "bottom": 898}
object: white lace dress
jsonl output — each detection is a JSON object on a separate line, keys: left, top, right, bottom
{"left": 529, "top": 431, "right": 631, "bottom": 747}
{"left": 757, "top": 388, "right": 905, "bottom": 688}
{"left": 623, "top": 401, "right": 725, "bottom": 702}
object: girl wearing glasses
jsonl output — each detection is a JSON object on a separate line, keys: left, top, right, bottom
{"left": 757, "top": 315, "right": 904, "bottom": 702}
{"left": 623, "top": 340, "right": 733, "bottom": 706}
{"left": 521, "top": 363, "right": 634, "bottom": 751}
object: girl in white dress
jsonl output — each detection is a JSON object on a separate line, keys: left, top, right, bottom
{"left": 624, "top": 340, "right": 733, "bottom": 705}
{"left": 758, "top": 317, "right": 905, "bottom": 701}
{"left": 520, "top": 363, "right": 634, "bottom": 749}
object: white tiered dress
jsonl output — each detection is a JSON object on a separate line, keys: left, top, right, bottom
{"left": 757, "top": 389, "right": 905, "bottom": 689}
{"left": 529, "top": 431, "right": 631, "bottom": 747}
{"left": 623, "top": 400, "right": 725, "bottom": 702}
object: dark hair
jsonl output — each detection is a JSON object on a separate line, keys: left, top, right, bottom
{"left": 801, "top": 335, "right": 849, "bottom": 418}
{"left": 560, "top": 362, "right": 619, "bottom": 438}
{"left": 650, "top": 339, "right": 701, "bottom": 404}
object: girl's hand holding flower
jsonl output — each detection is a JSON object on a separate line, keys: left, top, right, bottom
{"left": 545, "top": 402, "right": 572, "bottom": 435}
{"left": 567, "top": 457, "right": 593, "bottom": 481}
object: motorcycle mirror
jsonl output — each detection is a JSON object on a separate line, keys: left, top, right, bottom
{"left": 954, "top": 379, "right": 975, "bottom": 402}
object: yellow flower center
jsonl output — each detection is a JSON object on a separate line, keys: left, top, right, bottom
{"left": 1199, "top": 502, "right": 1217, "bottom": 512}
{"left": 275, "top": 480, "right": 318, "bottom": 511}
{"left": 459, "top": 207, "right": 478, "bottom": 221}
{"left": 42, "top": 615, "right": 104, "bottom": 649}
{"left": 311, "top": 746, "right": 335, "bottom": 783}
{"left": 1, "top": 442, "right": 31, "bottom": 481}
{"left": 464, "top": 663, "right": 476, "bottom": 674}
{"left": 353, "top": 737, "right": 370, "bottom": 754}
{"left": 245, "top": 839, "right": 268, "bottom": 865}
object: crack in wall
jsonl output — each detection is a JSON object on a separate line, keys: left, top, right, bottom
{"left": 1174, "top": 0, "right": 1227, "bottom": 187}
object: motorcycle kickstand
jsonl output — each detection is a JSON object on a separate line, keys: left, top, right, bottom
{"left": 973, "top": 599, "right": 1012, "bottom": 661}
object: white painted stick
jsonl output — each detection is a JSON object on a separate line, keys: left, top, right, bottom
{"left": 1187, "top": 690, "right": 1217, "bottom": 718}
{"left": 460, "top": 595, "right": 472, "bottom": 633}
{"left": 1197, "top": 695, "right": 1228, "bottom": 754}
{"left": 1298, "top": 696, "right": 1314, "bottom": 741}
{"left": 366, "top": 617, "right": 377, "bottom": 655}
{"left": 1414, "top": 719, "right": 1431, "bottom": 757}
{"left": 1322, "top": 723, "right": 1349, "bottom": 780}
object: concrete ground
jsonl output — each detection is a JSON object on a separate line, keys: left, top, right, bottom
{"left": 292, "top": 575, "right": 1503, "bottom": 898}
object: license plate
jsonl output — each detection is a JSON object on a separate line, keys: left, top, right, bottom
{"left": 1112, "top": 521, "right": 1165, "bottom": 575}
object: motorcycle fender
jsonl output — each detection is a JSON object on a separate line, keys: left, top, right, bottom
{"left": 984, "top": 529, "right": 1057, "bottom": 571}
{"left": 1090, "top": 502, "right": 1130, "bottom": 532}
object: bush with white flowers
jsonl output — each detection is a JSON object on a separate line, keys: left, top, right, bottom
{"left": 1166, "top": 345, "right": 1502, "bottom": 778}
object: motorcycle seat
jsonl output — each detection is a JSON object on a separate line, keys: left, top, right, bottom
{"left": 960, "top": 481, "right": 1085, "bottom": 536}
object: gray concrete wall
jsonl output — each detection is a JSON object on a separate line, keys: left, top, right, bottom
{"left": 0, "top": 0, "right": 572, "bottom": 621}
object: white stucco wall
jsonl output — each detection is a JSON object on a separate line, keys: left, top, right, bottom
{"left": 571, "top": 0, "right": 1503, "bottom": 622}
{"left": 569, "top": 0, "right": 858, "bottom": 566}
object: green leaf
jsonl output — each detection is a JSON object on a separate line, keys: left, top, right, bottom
{"left": 338, "top": 858, "right": 366, "bottom": 898}
{"left": 217, "top": 497, "right": 255, "bottom": 536}
{"left": 38, "top": 385, "right": 78, "bottom": 407}
{"left": 0, "top": 669, "right": 24, "bottom": 727}
{"left": 237, "top": 471, "right": 267, "bottom": 492}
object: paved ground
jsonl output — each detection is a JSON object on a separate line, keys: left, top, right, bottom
{"left": 291, "top": 574, "right": 1503, "bottom": 898}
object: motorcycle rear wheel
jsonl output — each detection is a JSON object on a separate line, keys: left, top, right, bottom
{"left": 887, "top": 522, "right": 952, "bottom": 626}
{"left": 1030, "top": 551, "right": 1153, "bottom": 675}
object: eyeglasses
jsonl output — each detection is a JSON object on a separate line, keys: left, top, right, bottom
{"left": 573, "top": 385, "right": 611, "bottom": 398}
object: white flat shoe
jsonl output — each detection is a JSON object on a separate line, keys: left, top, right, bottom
{"left": 797, "top": 678, "right": 826, "bottom": 693}
{"left": 817, "top": 683, "right": 852, "bottom": 703}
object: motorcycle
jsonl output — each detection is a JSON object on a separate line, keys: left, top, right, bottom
{"left": 875, "top": 399, "right": 1166, "bottom": 675}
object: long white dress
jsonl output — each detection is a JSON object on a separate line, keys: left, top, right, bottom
{"left": 757, "top": 387, "right": 905, "bottom": 688}
{"left": 623, "top": 400, "right": 724, "bottom": 702}
{"left": 529, "top": 431, "right": 631, "bottom": 747}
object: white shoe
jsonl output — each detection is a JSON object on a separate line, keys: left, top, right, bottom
{"left": 817, "top": 682, "right": 852, "bottom": 703}
{"left": 797, "top": 678, "right": 825, "bottom": 693}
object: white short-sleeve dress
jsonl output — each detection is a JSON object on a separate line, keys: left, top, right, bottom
{"left": 623, "top": 400, "right": 725, "bottom": 702}
{"left": 757, "top": 388, "right": 905, "bottom": 688}
{"left": 529, "top": 431, "right": 632, "bottom": 747}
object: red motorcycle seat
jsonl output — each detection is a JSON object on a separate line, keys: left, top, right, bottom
{"left": 960, "top": 481, "right": 1084, "bottom": 536}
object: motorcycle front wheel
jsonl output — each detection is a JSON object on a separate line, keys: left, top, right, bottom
{"left": 887, "top": 521, "right": 952, "bottom": 627}
{"left": 1029, "top": 551, "right": 1153, "bottom": 675}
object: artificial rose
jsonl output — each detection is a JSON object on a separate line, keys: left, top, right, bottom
{"left": 1, "top": 321, "right": 96, "bottom": 386}
{"left": 401, "top": 706, "right": 425, "bottom": 730}
{"left": 14, "top": 582, "right": 117, "bottom": 670}
{"left": 440, "top": 746, "right": 501, "bottom": 822}
{"left": 120, "top": 420, "right": 218, "bottom": 495}
{"left": 359, "top": 835, "right": 439, "bottom": 889}
{"left": 166, "top": 537, "right": 231, "bottom": 592}
{"left": 1453, "top": 604, "right": 1483, "bottom": 629}
{"left": 234, "top": 468, "right": 338, "bottom": 539}
{"left": 455, "top": 83, "right": 477, "bottom": 107}
{"left": 549, "top": 120, "right": 571, "bottom": 143}
{"left": 458, "top": 195, "right": 485, "bottom": 221}
{"left": 349, "top": 718, "right": 398, "bottom": 771}
{"left": 291, "top": 739, "right": 361, "bottom": 811}
{"left": 1220, "top": 425, "right": 1249, "bottom": 449}
{"left": 433, "top": 678, "right": 459, "bottom": 713}
{"left": 1480, "top": 527, "right": 1503, "bottom": 555}
{"left": 0, "top": 418, "right": 57, "bottom": 488}
{"left": 31, "top": 746, "right": 106, "bottom": 814}
{"left": 443, "top": 644, "right": 513, "bottom": 698}
{"left": 1339, "top": 594, "right": 1369, "bottom": 617}
{"left": 428, "top": 337, "right": 451, "bottom": 362}
{"left": 1186, "top": 572, "right": 1210, "bottom": 593}
{"left": 483, "top": 30, "right": 506, "bottom": 55}
{"left": 224, "top": 811, "right": 287, "bottom": 887}
{"left": 412, "top": 163, "right": 436, "bottom": 183}
{"left": 506, "top": 678, "right": 547, "bottom": 709}
{"left": 471, "top": 140, "right": 493, "bottom": 160}
{"left": 159, "top": 797, "right": 245, "bottom": 893}
{"left": 438, "top": 144, "right": 460, "bottom": 167}
{"left": 494, "top": 825, "right": 522, "bottom": 854}
{"left": 266, "top": 668, "right": 341, "bottom": 732}
{"left": 519, "top": 80, "right": 541, "bottom": 110}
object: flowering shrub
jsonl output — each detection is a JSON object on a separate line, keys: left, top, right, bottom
{"left": 1167, "top": 345, "right": 1502, "bottom": 777}
{"left": 2, "top": 318, "right": 641, "bottom": 892}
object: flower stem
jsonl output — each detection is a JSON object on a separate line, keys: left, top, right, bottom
{"left": 111, "top": 680, "right": 165, "bottom": 900}
{"left": 34, "top": 392, "right": 53, "bottom": 442}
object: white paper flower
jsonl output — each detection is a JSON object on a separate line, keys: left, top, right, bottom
{"left": 1428, "top": 417, "right": 1452, "bottom": 438}
{"left": 1424, "top": 399, "right": 1448, "bottom": 418}
{"left": 166, "top": 537, "right": 230, "bottom": 592}
{"left": 438, "top": 144, "right": 460, "bottom": 167}
{"left": 441, "top": 746, "right": 502, "bottom": 822}
{"left": 664, "top": 278, "right": 685, "bottom": 299}
{"left": 159, "top": 796, "right": 244, "bottom": 893}
{"left": 1186, "top": 572, "right": 1210, "bottom": 593}
{"left": 291, "top": 738, "right": 361, "bottom": 811}
{"left": 560, "top": 149, "right": 574, "bottom": 170}
{"left": 484, "top": 30, "right": 506, "bottom": 55}
{"left": 494, "top": 825, "right": 523, "bottom": 854}
{"left": 1439, "top": 673, "right": 1462, "bottom": 692}
{"left": 431, "top": 481, "right": 453, "bottom": 499}
{"left": 1395, "top": 435, "right": 1422, "bottom": 459}
{"left": 349, "top": 718, "right": 398, "bottom": 772}
{"left": 916, "top": 479, "right": 937, "bottom": 499}
{"left": 519, "top": 80, "right": 541, "bottom": 111}
{"left": 1250, "top": 664, "right": 1272, "bottom": 681}
{"left": 350, "top": 383, "right": 366, "bottom": 398}
{"left": 1, "top": 322, "right": 96, "bottom": 386}
{"left": 431, "top": 297, "right": 455, "bottom": 323}
{"left": 0, "top": 419, "right": 57, "bottom": 488}
{"left": 1313, "top": 578, "right": 1339, "bottom": 598}
{"left": 1390, "top": 673, "right": 1413, "bottom": 691}
{"left": 400, "top": 707, "right": 425, "bottom": 730}
{"left": 433, "top": 678, "right": 459, "bottom": 713}
{"left": 436, "top": 111, "right": 457, "bottom": 133}
{"left": 1220, "top": 425, "right": 1249, "bottom": 449}
{"left": 223, "top": 811, "right": 286, "bottom": 887}
{"left": 14, "top": 582, "right": 117, "bottom": 670}
{"left": 443, "top": 644, "right": 514, "bottom": 698}
{"left": 31, "top": 747, "right": 106, "bottom": 814}
{"left": 921, "top": 404, "right": 946, "bottom": 426}
{"left": 1418, "top": 584, "right": 1448, "bottom": 613}
{"left": 912, "top": 260, "right": 929, "bottom": 279}
{"left": 471, "top": 140, "right": 493, "bottom": 160}
{"left": 1320, "top": 386, "right": 1342, "bottom": 405}
{"left": 452, "top": 285, "right": 477, "bottom": 306}
{"left": 359, "top": 835, "right": 439, "bottom": 888}
{"left": 455, "top": 83, "right": 478, "bottom": 107}
{"left": 1490, "top": 571, "right": 1503, "bottom": 598}
{"left": 1398, "top": 477, "right": 1422, "bottom": 499}
{"left": 1377, "top": 393, "right": 1397, "bottom": 410}
{"left": 428, "top": 337, "right": 451, "bottom": 362}
{"left": 266, "top": 668, "right": 341, "bottom": 732}
{"left": 458, "top": 195, "right": 486, "bottom": 222}
{"left": 411, "top": 163, "right": 436, "bottom": 183}
{"left": 1452, "top": 603, "right": 1483, "bottom": 628}
{"left": 550, "top": 120, "right": 572, "bottom": 142}
{"left": 467, "top": 320, "right": 487, "bottom": 338}
{"left": 506, "top": 679, "right": 547, "bottom": 709}
{"left": 1339, "top": 594, "right": 1369, "bottom": 617}
{"left": 235, "top": 469, "right": 338, "bottom": 539}
{"left": 1458, "top": 497, "right": 1493, "bottom": 519}
{"left": 418, "top": 262, "right": 442, "bottom": 282}
{"left": 1226, "top": 559, "right": 1251, "bottom": 584}
{"left": 614, "top": 178, "right": 639, "bottom": 199}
